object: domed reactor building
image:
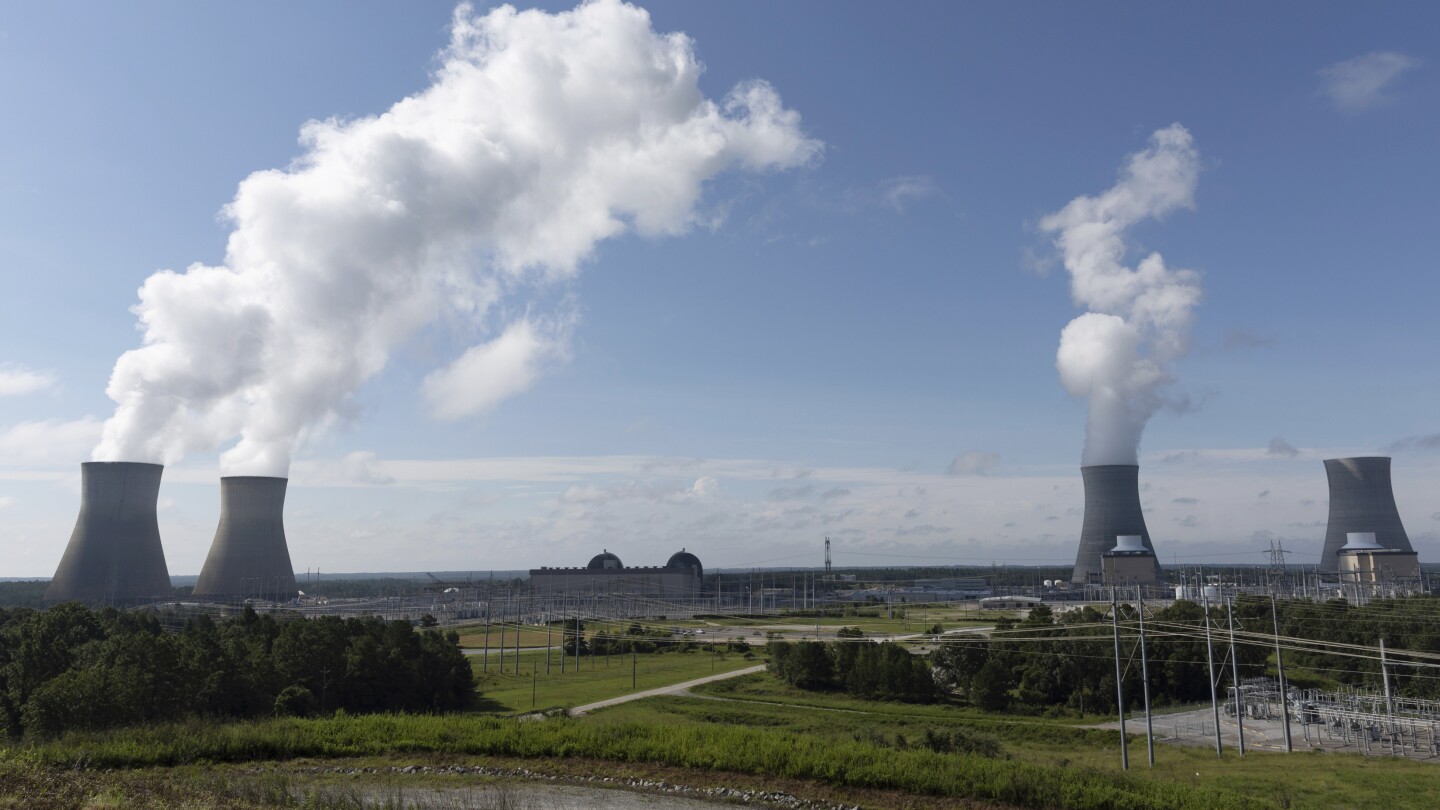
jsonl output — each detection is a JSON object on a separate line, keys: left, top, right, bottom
{"left": 530, "top": 549, "right": 703, "bottom": 596}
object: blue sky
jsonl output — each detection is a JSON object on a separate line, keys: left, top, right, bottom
{"left": 1, "top": 1, "right": 1437, "bottom": 577}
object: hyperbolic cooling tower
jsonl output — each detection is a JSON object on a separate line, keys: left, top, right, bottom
{"left": 192, "top": 476, "right": 298, "bottom": 601}
{"left": 1319, "top": 457, "right": 1413, "bottom": 572}
{"left": 1071, "top": 464, "right": 1162, "bottom": 584}
{"left": 46, "top": 462, "right": 172, "bottom": 604}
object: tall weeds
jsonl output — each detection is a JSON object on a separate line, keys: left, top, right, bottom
{"left": 5, "top": 713, "right": 1271, "bottom": 810}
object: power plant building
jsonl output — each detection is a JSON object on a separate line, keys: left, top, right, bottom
{"left": 192, "top": 476, "right": 298, "bottom": 602}
{"left": 1072, "top": 464, "right": 1162, "bottom": 584}
{"left": 1319, "top": 457, "right": 1415, "bottom": 573}
{"left": 46, "top": 462, "right": 172, "bottom": 604}
{"left": 530, "top": 549, "right": 703, "bottom": 596}
{"left": 1100, "top": 535, "right": 1159, "bottom": 586}
{"left": 1335, "top": 532, "right": 1420, "bottom": 586}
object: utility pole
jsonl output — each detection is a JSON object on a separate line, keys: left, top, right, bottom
{"left": 1110, "top": 587, "right": 1129, "bottom": 770}
{"left": 1227, "top": 595, "right": 1245, "bottom": 756}
{"left": 499, "top": 599, "right": 507, "bottom": 674}
{"left": 1269, "top": 592, "right": 1294, "bottom": 753}
{"left": 1136, "top": 585, "right": 1155, "bottom": 766}
{"left": 482, "top": 599, "right": 491, "bottom": 674}
{"left": 1202, "top": 582, "right": 1222, "bottom": 756}
{"left": 545, "top": 612, "right": 552, "bottom": 675}
{"left": 1380, "top": 638, "right": 1394, "bottom": 716}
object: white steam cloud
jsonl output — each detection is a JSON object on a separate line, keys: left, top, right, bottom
{"left": 1041, "top": 124, "right": 1201, "bottom": 466}
{"left": 93, "top": 0, "right": 819, "bottom": 476}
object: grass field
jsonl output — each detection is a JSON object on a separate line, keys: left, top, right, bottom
{"left": 639, "top": 672, "right": 1440, "bottom": 810}
{"left": 469, "top": 647, "right": 760, "bottom": 713}
{"left": 10, "top": 668, "right": 1437, "bottom": 809}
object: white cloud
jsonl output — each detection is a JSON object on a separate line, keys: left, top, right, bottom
{"left": 422, "top": 318, "right": 566, "bottom": 421}
{"left": 0, "top": 364, "right": 57, "bottom": 397}
{"left": 1319, "top": 51, "right": 1421, "bottom": 113}
{"left": 880, "top": 175, "right": 942, "bottom": 212}
{"left": 946, "top": 451, "right": 1000, "bottom": 476}
{"left": 0, "top": 418, "right": 103, "bottom": 467}
{"left": 294, "top": 450, "right": 396, "bottom": 486}
{"left": 92, "top": 0, "right": 820, "bottom": 477}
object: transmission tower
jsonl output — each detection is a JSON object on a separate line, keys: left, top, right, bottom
{"left": 1266, "top": 540, "right": 1290, "bottom": 595}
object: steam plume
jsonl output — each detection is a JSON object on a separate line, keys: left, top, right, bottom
{"left": 93, "top": 0, "right": 819, "bottom": 476}
{"left": 1041, "top": 125, "right": 1201, "bottom": 466}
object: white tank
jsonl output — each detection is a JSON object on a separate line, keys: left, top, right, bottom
{"left": 1175, "top": 585, "right": 1190, "bottom": 600}
{"left": 1202, "top": 585, "right": 1220, "bottom": 601}
{"left": 1043, "top": 579, "right": 1054, "bottom": 588}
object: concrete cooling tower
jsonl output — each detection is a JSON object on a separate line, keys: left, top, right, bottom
{"left": 46, "top": 462, "right": 172, "bottom": 604}
{"left": 1319, "top": 457, "right": 1413, "bottom": 572}
{"left": 192, "top": 476, "right": 298, "bottom": 601}
{"left": 1071, "top": 464, "right": 1162, "bottom": 584}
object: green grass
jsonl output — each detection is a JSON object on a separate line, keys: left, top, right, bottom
{"left": 469, "top": 647, "right": 759, "bottom": 713}
{"left": 643, "top": 671, "right": 1440, "bottom": 810}
{"left": 456, "top": 628, "right": 555, "bottom": 648}
{"left": 3, "top": 713, "right": 1270, "bottom": 810}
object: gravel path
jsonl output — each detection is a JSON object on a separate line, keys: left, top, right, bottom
{"left": 568, "top": 664, "right": 767, "bottom": 716}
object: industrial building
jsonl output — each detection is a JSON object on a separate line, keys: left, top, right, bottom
{"left": 529, "top": 549, "right": 703, "bottom": 596}
{"left": 46, "top": 462, "right": 172, "bottom": 604}
{"left": 1319, "top": 457, "right": 1415, "bottom": 572}
{"left": 1071, "top": 464, "right": 1163, "bottom": 584}
{"left": 1335, "top": 532, "right": 1420, "bottom": 586}
{"left": 192, "top": 476, "right": 298, "bottom": 602}
{"left": 1100, "top": 534, "right": 1159, "bottom": 586}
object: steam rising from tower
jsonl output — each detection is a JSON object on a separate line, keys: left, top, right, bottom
{"left": 1041, "top": 125, "right": 1202, "bottom": 466}
{"left": 1072, "top": 464, "right": 1161, "bottom": 584}
{"left": 46, "top": 462, "right": 171, "bottom": 604}
{"left": 1319, "top": 457, "right": 1413, "bottom": 572}
{"left": 90, "top": 0, "right": 819, "bottom": 477}
{"left": 193, "top": 476, "right": 298, "bottom": 601}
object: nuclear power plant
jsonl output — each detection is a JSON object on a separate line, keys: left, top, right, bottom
{"left": 34, "top": 452, "right": 1428, "bottom": 606}
{"left": 45, "top": 462, "right": 172, "bottom": 604}
{"left": 1319, "top": 456, "right": 1414, "bottom": 573}
{"left": 192, "top": 476, "right": 298, "bottom": 602}
{"left": 1071, "top": 464, "right": 1161, "bottom": 585}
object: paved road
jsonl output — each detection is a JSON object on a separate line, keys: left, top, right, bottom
{"left": 568, "top": 664, "right": 768, "bottom": 716}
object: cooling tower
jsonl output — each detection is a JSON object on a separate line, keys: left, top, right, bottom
{"left": 1071, "top": 464, "right": 1162, "bottom": 584}
{"left": 46, "top": 462, "right": 172, "bottom": 604}
{"left": 192, "top": 476, "right": 298, "bottom": 601}
{"left": 1319, "top": 457, "right": 1412, "bottom": 572}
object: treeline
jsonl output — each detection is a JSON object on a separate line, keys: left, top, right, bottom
{"left": 928, "top": 596, "right": 1440, "bottom": 715}
{"left": 930, "top": 602, "right": 1269, "bottom": 715}
{"left": 769, "top": 638, "right": 937, "bottom": 703}
{"left": 0, "top": 604, "right": 474, "bottom": 739}
{"left": 0, "top": 581, "right": 54, "bottom": 610}
{"left": 1275, "top": 596, "right": 1440, "bottom": 698}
